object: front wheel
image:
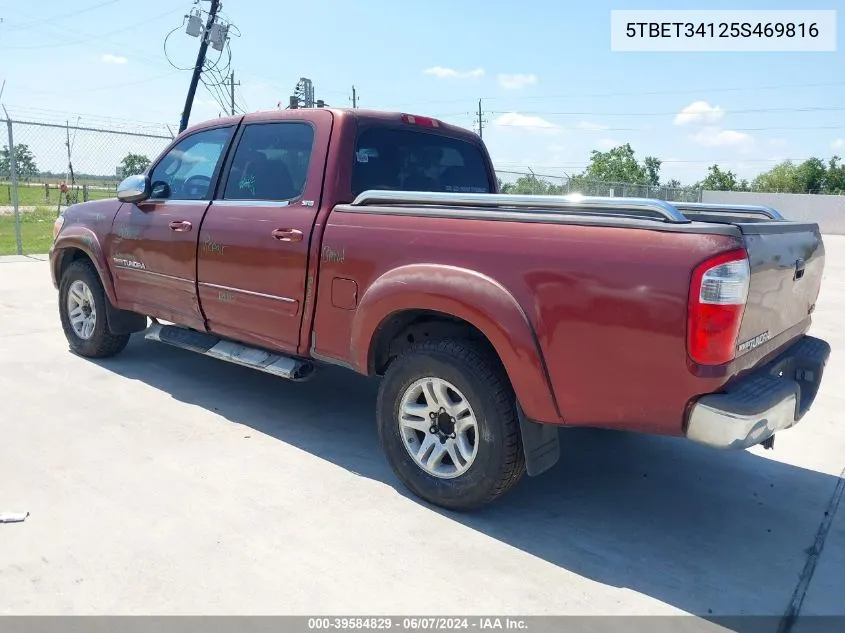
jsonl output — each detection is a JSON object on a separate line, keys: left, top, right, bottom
{"left": 59, "top": 260, "right": 130, "bottom": 358}
{"left": 377, "top": 339, "right": 526, "bottom": 511}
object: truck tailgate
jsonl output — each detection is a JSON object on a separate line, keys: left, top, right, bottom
{"left": 735, "top": 222, "right": 825, "bottom": 358}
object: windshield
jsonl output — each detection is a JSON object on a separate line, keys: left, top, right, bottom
{"left": 351, "top": 126, "right": 492, "bottom": 195}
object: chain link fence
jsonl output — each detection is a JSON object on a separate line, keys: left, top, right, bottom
{"left": 1, "top": 118, "right": 172, "bottom": 255}
{"left": 495, "top": 170, "right": 703, "bottom": 202}
{"left": 1, "top": 117, "right": 704, "bottom": 255}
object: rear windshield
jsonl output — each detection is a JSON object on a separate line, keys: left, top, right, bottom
{"left": 351, "top": 126, "right": 492, "bottom": 195}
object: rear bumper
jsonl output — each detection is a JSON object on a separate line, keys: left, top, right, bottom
{"left": 685, "top": 335, "right": 831, "bottom": 450}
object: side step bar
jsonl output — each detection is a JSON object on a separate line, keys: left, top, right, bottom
{"left": 144, "top": 323, "right": 315, "bottom": 381}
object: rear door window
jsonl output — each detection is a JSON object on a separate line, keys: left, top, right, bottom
{"left": 223, "top": 122, "right": 314, "bottom": 202}
{"left": 351, "top": 127, "right": 492, "bottom": 195}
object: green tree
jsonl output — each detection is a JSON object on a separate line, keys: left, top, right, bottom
{"left": 580, "top": 143, "right": 659, "bottom": 185}
{"left": 701, "top": 164, "right": 738, "bottom": 191}
{"left": 643, "top": 156, "right": 662, "bottom": 187}
{"left": 753, "top": 158, "right": 829, "bottom": 193}
{"left": 752, "top": 161, "right": 798, "bottom": 193}
{"left": 794, "top": 157, "right": 827, "bottom": 193}
{"left": 0, "top": 144, "right": 38, "bottom": 181}
{"left": 500, "top": 174, "right": 564, "bottom": 195}
{"left": 117, "top": 153, "right": 151, "bottom": 179}
{"left": 826, "top": 156, "right": 845, "bottom": 193}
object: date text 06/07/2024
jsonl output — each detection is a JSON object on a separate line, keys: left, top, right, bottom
{"left": 306, "top": 617, "right": 529, "bottom": 630}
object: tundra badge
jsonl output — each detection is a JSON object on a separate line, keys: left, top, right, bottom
{"left": 737, "top": 331, "right": 770, "bottom": 353}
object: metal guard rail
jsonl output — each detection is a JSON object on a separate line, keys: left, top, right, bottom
{"left": 351, "top": 190, "right": 691, "bottom": 223}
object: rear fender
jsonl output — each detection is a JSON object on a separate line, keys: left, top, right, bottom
{"left": 350, "top": 264, "right": 562, "bottom": 424}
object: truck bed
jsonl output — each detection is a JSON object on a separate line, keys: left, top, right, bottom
{"left": 313, "top": 192, "right": 824, "bottom": 433}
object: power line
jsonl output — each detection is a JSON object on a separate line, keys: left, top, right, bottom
{"left": 379, "top": 81, "right": 845, "bottom": 109}
{"left": 1, "top": 104, "right": 173, "bottom": 135}
{"left": 488, "top": 105, "right": 845, "bottom": 118}
{"left": 20, "top": 71, "right": 181, "bottom": 96}
{"left": 1, "top": 0, "right": 124, "bottom": 31}
{"left": 200, "top": 78, "right": 230, "bottom": 115}
{"left": 234, "top": 82, "right": 249, "bottom": 114}
{"left": 492, "top": 123, "right": 844, "bottom": 132}
{"left": 229, "top": 70, "right": 351, "bottom": 105}
{"left": 163, "top": 17, "right": 196, "bottom": 71}
{"left": 1, "top": 6, "right": 185, "bottom": 49}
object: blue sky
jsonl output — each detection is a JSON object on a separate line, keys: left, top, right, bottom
{"left": 1, "top": 0, "right": 843, "bottom": 183}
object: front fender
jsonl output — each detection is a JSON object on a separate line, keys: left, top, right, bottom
{"left": 350, "top": 264, "right": 562, "bottom": 424}
{"left": 51, "top": 227, "right": 117, "bottom": 306}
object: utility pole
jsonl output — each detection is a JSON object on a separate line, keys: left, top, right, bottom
{"left": 228, "top": 70, "right": 240, "bottom": 116}
{"left": 476, "top": 99, "right": 488, "bottom": 138}
{"left": 351, "top": 85, "right": 358, "bottom": 109}
{"left": 179, "top": 0, "right": 221, "bottom": 133}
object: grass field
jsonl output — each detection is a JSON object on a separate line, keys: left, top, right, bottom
{"left": 0, "top": 207, "right": 58, "bottom": 255}
{"left": 0, "top": 182, "right": 116, "bottom": 206}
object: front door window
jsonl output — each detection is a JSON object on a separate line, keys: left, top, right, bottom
{"left": 149, "top": 127, "right": 232, "bottom": 201}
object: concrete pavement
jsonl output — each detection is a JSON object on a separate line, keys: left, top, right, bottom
{"left": 0, "top": 241, "right": 843, "bottom": 622}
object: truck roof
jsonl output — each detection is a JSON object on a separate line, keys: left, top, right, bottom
{"left": 183, "top": 108, "right": 482, "bottom": 144}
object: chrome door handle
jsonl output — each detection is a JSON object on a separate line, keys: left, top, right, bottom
{"left": 169, "top": 220, "right": 192, "bottom": 232}
{"left": 272, "top": 228, "right": 303, "bottom": 242}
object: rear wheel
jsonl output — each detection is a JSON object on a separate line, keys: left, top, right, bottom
{"left": 59, "top": 260, "right": 130, "bottom": 358}
{"left": 377, "top": 339, "right": 526, "bottom": 510}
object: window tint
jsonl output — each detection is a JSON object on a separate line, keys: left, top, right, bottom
{"left": 223, "top": 122, "right": 314, "bottom": 201}
{"left": 351, "top": 127, "right": 492, "bottom": 195}
{"left": 149, "top": 126, "right": 232, "bottom": 200}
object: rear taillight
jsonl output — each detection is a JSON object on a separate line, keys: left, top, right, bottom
{"left": 687, "top": 248, "right": 750, "bottom": 365}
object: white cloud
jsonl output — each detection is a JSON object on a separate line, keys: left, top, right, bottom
{"left": 578, "top": 121, "right": 610, "bottom": 132}
{"left": 674, "top": 101, "right": 725, "bottom": 126}
{"left": 596, "top": 138, "right": 620, "bottom": 150}
{"left": 831, "top": 138, "right": 845, "bottom": 150}
{"left": 692, "top": 127, "right": 753, "bottom": 148}
{"left": 497, "top": 73, "right": 538, "bottom": 90}
{"left": 423, "top": 66, "right": 484, "bottom": 79}
{"left": 101, "top": 53, "right": 127, "bottom": 64}
{"left": 493, "top": 112, "right": 561, "bottom": 133}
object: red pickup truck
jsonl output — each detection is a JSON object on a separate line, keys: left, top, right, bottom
{"left": 49, "top": 108, "right": 831, "bottom": 510}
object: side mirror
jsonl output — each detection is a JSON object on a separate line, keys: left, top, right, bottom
{"left": 117, "top": 174, "right": 151, "bottom": 203}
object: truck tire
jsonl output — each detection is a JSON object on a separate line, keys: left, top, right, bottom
{"left": 59, "top": 260, "right": 130, "bottom": 358}
{"left": 377, "top": 338, "right": 526, "bottom": 511}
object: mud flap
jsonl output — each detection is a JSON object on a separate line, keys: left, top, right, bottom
{"left": 517, "top": 404, "right": 560, "bottom": 476}
{"left": 105, "top": 303, "right": 148, "bottom": 335}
